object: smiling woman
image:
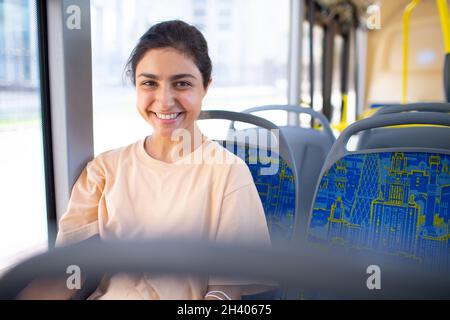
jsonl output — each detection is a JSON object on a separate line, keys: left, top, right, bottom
{"left": 135, "top": 48, "right": 207, "bottom": 154}
{"left": 126, "top": 21, "right": 213, "bottom": 162}
{"left": 19, "top": 20, "right": 272, "bottom": 300}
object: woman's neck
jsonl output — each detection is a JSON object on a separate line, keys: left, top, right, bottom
{"left": 145, "top": 125, "right": 204, "bottom": 163}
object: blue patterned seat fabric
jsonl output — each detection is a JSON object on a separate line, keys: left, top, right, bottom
{"left": 218, "top": 141, "right": 296, "bottom": 243}
{"left": 308, "top": 151, "right": 450, "bottom": 271}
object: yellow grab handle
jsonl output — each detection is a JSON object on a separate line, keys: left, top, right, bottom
{"left": 437, "top": 0, "right": 450, "bottom": 54}
{"left": 331, "top": 94, "right": 349, "bottom": 132}
{"left": 402, "top": 0, "right": 420, "bottom": 105}
{"left": 341, "top": 94, "right": 348, "bottom": 125}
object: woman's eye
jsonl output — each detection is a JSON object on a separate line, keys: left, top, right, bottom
{"left": 143, "top": 80, "right": 157, "bottom": 87}
{"left": 174, "top": 81, "right": 192, "bottom": 88}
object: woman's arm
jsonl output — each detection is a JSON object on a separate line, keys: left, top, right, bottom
{"left": 17, "top": 235, "right": 100, "bottom": 300}
{"left": 17, "top": 276, "right": 85, "bottom": 300}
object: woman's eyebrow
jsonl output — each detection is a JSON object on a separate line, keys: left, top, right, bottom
{"left": 137, "top": 73, "right": 197, "bottom": 81}
{"left": 137, "top": 73, "right": 159, "bottom": 79}
{"left": 170, "top": 74, "right": 197, "bottom": 81}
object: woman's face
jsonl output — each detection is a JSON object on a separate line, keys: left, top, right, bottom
{"left": 135, "top": 47, "right": 209, "bottom": 139}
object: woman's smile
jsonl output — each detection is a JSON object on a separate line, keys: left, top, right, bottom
{"left": 151, "top": 111, "right": 185, "bottom": 124}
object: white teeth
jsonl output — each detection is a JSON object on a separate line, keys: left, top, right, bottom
{"left": 155, "top": 113, "right": 180, "bottom": 120}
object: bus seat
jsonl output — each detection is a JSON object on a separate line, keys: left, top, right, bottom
{"left": 199, "top": 110, "right": 299, "bottom": 244}
{"left": 357, "top": 103, "right": 450, "bottom": 150}
{"left": 234, "top": 105, "right": 335, "bottom": 241}
{"left": 199, "top": 110, "right": 300, "bottom": 299}
{"left": 303, "top": 112, "right": 450, "bottom": 298}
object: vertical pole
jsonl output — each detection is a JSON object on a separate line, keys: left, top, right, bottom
{"left": 287, "top": 0, "right": 304, "bottom": 125}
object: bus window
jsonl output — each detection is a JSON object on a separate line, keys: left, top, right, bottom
{"left": 300, "top": 21, "right": 325, "bottom": 127}
{"left": 366, "top": 0, "right": 446, "bottom": 107}
{"left": 0, "top": 0, "right": 48, "bottom": 274}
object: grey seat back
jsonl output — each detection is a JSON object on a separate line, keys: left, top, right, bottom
{"left": 357, "top": 103, "right": 450, "bottom": 150}
{"left": 234, "top": 105, "right": 335, "bottom": 241}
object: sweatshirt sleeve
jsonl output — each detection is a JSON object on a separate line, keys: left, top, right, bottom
{"left": 55, "top": 158, "right": 105, "bottom": 247}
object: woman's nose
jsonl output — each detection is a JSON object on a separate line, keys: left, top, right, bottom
{"left": 155, "top": 85, "right": 175, "bottom": 109}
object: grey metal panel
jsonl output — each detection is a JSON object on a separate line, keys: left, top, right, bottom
{"left": 47, "top": 0, "right": 93, "bottom": 222}
{"left": 2, "top": 240, "right": 450, "bottom": 299}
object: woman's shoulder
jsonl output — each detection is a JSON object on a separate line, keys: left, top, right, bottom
{"left": 89, "top": 139, "right": 143, "bottom": 168}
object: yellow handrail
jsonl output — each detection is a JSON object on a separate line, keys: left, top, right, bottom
{"left": 436, "top": 0, "right": 450, "bottom": 54}
{"left": 402, "top": 0, "right": 421, "bottom": 105}
{"left": 341, "top": 94, "right": 348, "bottom": 125}
{"left": 331, "top": 94, "right": 348, "bottom": 132}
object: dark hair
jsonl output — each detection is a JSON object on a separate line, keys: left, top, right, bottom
{"left": 126, "top": 20, "right": 212, "bottom": 89}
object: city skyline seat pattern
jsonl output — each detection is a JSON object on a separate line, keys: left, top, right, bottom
{"left": 307, "top": 151, "right": 450, "bottom": 270}
{"left": 218, "top": 141, "right": 296, "bottom": 242}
